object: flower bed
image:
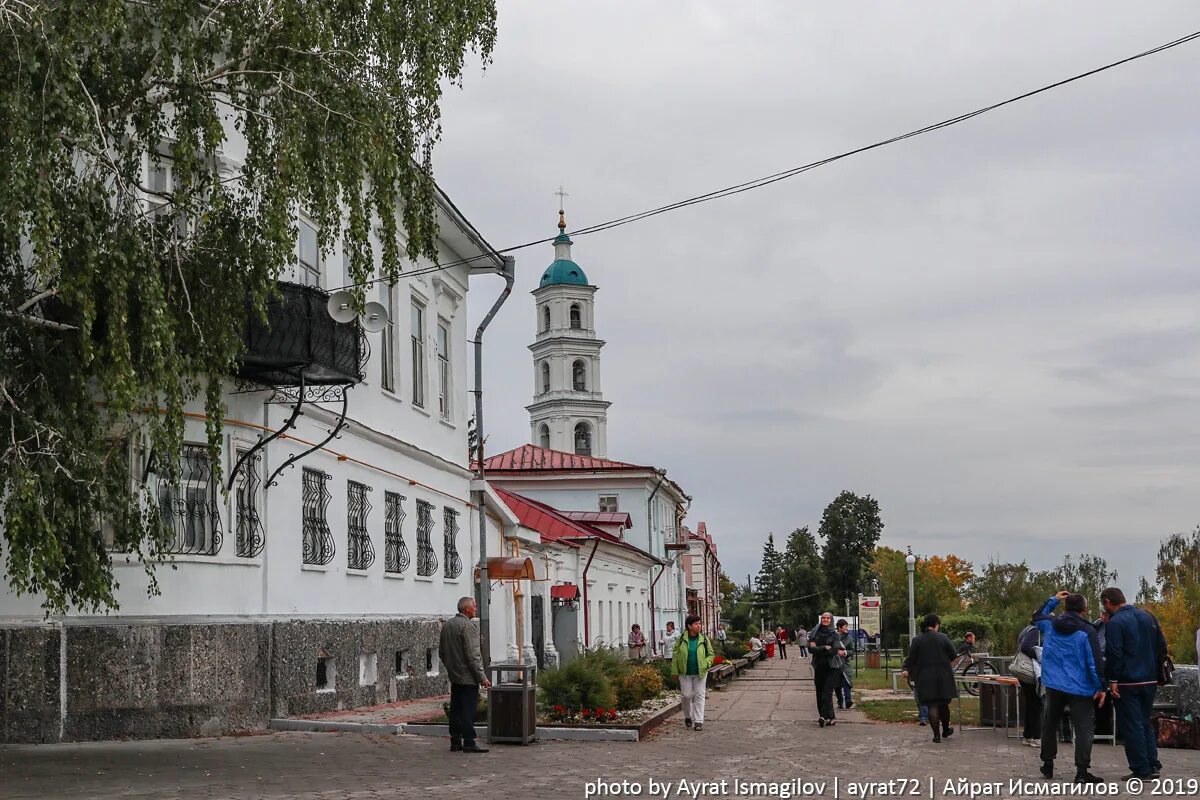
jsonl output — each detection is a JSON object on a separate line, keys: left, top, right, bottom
{"left": 540, "top": 691, "right": 681, "bottom": 727}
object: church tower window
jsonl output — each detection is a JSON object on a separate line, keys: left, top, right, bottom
{"left": 572, "top": 360, "right": 587, "bottom": 392}
{"left": 541, "top": 361, "right": 551, "bottom": 394}
{"left": 538, "top": 424, "right": 550, "bottom": 449}
{"left": 569, "top": 304, "right": 582, "bottom": 329}
{"left": 574, "top": 422, "right": 592, "bottom": 456}
{"left": 542, "top": 305, "right": 551, "bottom": 332}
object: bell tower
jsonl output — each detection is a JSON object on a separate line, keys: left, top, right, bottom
{"left": 526, "top": 208, "right": 610, "bottom": 457}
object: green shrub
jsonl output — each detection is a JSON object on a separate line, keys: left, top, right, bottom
{"left": 721, "top": 640, "right": 748, "bottom": 660}
{"left": 938, "top": 613, "right": 998, "bottom": 647}
{"left": 537, "top": 659, "right": 615, "bottom": 713}
{"left": 576, "top": 647, "right": 631, "bottom": 680}
{"left": 649, "top": 656, "right": 679, "bottom": 690}
{"left": 612, "top": 664, "right": 666, "bottom": 709}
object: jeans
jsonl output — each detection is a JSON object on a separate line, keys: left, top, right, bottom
{"left": 1041, "top": 688, "right": 1095, "bottom": 774}
{"left": 798, "top": 645, "right": 808, "bottom": 659}
{"left": 1114, "top": 684, "right": 1159, "bottom": 777}
{"left": 778, "top": 642, "right": 787, "bottom": 659}
{"left": 449, "top": 683, "right": 480, "bottom": 746}
{"left": 837, "top": 673, "right": 852, "bottom": 707}
{"left": 679, "top": 674, "right": 707, "bottom": 724}
{"left": 918, "top": 702, "right": 928, "bottom": 723}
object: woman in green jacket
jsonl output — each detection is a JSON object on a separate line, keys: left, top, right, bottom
{"left": 672, "top": 614, "right": 715, "bottom": 731}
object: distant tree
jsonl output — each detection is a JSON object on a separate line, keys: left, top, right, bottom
{"left": 779, "top": 527, "right": 824, "bottom": 627}
{"left": 869, "top": 547, "right": 964, "bottom": 646}
{"left": 818, "top": 491, "right": 884, "bottom": 612}
{"left": 718, "top": 570, "right": 741, "bottom": 618}
{"left": 924, "top": 554, "right": 974, "bottom": 591}
{"left": 1139, "top": 527, "right": 1200, "bottom": 663}
{"left": 1054, "top": 554, "right": 1117, "bottom": 618}
{"left": 754, "top": 533, "right": 785, "bottom": 622}
{"left": 965, "top": 560, "right": 1060, "bottom": 653}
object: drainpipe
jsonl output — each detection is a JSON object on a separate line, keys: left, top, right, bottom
{"left": 581, "top": 539, "right": 601, "bottom": 647}
{"left": 648, "top": 560, "right": 666, "bottom": 655}
{"left": 702, "top": 540, "right": 711, "bottom": 635}
{"left": 645, "top": 470, "right": 666, "bottom": 642}
{"left": 474, "top": 255, "right": 515, "bottom": 669}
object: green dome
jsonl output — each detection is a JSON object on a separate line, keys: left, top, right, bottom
{"left": 540, "top": 258, "right": 589, "bottom": 287}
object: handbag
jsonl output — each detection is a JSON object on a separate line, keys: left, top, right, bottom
{"left": 1009, "top": 651, "right": 1038, "bottom": 684}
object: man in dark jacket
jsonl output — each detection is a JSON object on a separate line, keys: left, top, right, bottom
{"left": 1034, "top": 591, "right": 1106, "bottom": 783}
{"left": 438, "top": 596, "right": 492, "bottom": 753}
{"left": 1101, "top": 587, "right": 1168, "bottom": 780}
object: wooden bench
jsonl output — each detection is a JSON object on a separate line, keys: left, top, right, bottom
{"left": 707, "top": 663, "right": 735, "bottom": 689}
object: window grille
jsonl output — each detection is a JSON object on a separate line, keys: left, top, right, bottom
{"left": 443, "top": 507, "right": 462, "bottom": 579}
{"left": 302, "top": 468, "right": 335, "bottom": 565}
{"left": 153, "top": 444, "right": 223, "bottom": 555}
{"left": 415, "top": 499, "right": 437, "bottom": 576}
{"left": 347, "top": 480, "right": 374, "bottom": 570}
{"left": 234, "top": 450, "right": 264, "bottom": 558}
{"left": 384, "top": 492, "right": 410, "bottom": 574}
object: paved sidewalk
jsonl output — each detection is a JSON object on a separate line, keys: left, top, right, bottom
{"left": 1, "top": 656, "right": 1193, "bottom": 800}
{"left": 287, "top": 694, "right": 451, "bottom": 726}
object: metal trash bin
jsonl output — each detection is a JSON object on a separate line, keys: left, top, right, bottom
{"left": 487, "top": 663, "right": 537, "bottom": 745}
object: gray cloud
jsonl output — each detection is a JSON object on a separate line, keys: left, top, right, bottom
{"left": 437, "top": 1, "right": 1200, "bottom": 596}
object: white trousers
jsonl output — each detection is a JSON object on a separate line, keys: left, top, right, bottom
{"left": 679, "top": 675, "right": 707, "bottom": 724}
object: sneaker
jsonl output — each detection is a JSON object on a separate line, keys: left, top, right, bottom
{"left": 919, "top": 720, "right": 927, "bottom": 727}
{"left": 684, "top": 718, "right": 693, "bottom": 729}
{"left": 818, "top": 718, "right": 826, "bottom": 728}
{"left": 1040, "top": 762, "right": 1053, "bottom": 779}
{"left": 1023, "top": 738, "right": 1040, "bottom": 748}
{"left": 694, "top": 723, "right": 703, "bottom": 731}
{"left": 1074, "top": 772, "right": 1103, "bottom": 784}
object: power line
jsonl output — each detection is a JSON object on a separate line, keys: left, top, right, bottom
{"left": 333, "top": 28, "right": 1200, "bottom": 293}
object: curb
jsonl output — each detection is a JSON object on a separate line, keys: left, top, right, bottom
{"left": 269, "top": 718, "right": 403, "bottom": 735}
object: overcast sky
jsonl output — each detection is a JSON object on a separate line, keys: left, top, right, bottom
{"left": 435, "top": 2, "right": 1200, "bottom": 597}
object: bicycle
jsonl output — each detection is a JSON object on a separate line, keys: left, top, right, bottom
{"left": 953, "top": 652, "right": 996, "bottom": 696}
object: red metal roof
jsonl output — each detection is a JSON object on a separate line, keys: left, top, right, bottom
{"left": 550, "top": 584, "right": 580, "bottom": 600}
{"left": 482, "top": 444, "right": 650, "bottom": 473}
{"left": 494, "top": 488, "right": 660, "bottom": 563}
{"left": 562, "top": 511, "right": 634, "bottom": 529}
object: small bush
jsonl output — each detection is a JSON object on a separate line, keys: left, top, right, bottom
{"left": 576, "top": 647, "right": 630, "bottom": 680}
{"left": 613, "top": 664, "right": 665, "bottom": 709}
{"left": 649, "top": 656, "right": 679, "bottom": 690}
{"left": 721, "top": 640, "right": 748, "bottom": 660}
{"left": 537, "top": 659, "right": 615, "bottom": 713}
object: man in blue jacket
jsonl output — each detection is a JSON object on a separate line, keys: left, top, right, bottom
{"left": 1034, "top": 591, "right": 1106, "bottom": 783}
{"left": 1101, "top": 587, "right": 1168, "bottom": 780}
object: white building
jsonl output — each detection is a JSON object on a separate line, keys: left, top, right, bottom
{"left": 0, "top": 143, "right": 525, "bottom": 741}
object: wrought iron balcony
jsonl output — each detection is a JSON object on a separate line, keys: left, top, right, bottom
{"left": 235, "top": 281, "right": 365, "bottom": 390}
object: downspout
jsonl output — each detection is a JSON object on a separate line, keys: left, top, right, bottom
{"left": 580, "top": 539, "right": 601, "bottom": 647}
{"left": 474, "top": 255, "right": 515, "bottom": 669}
{"left": 702, "top": 540, "right": 711, "bottom": 635}
{"left": 649, "top": 561, "right": 666, "bottom": 655}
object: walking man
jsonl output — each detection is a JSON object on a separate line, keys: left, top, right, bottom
{"left": 1101, "top": 587, "right": 1168, "bottom": 780}
{"left": 1034, "top": 591, "right": 1106, "bottom": 783}
{"left": 438, "top": 596, "right": 492, "bottom": 753}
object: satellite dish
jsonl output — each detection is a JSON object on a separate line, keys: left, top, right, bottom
{"left": 326, "top": 290, "right": 358, "bottom": 324}
{"left": 361, "top": 301, "right": 390, "bottom": 333}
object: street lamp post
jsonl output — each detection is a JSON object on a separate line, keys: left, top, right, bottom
{"left": 905, "top": 550, "right": 916, "bottom": 641}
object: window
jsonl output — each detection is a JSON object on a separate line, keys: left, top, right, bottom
{"left": 233, "top": 449, "right": 264, "bottom": 558}
{"left": 569, "top": 303, "right": 582, "bottom": 329}
{"left": 541, "top": 361, "right": 551, "bottom": 394}
{"left": 538, "top": 424, "right": 550, "bottom": 449}
{"left": 302, "top": 468, "right": 335, "bottom": 565}
{"left": 359, "top": 653, "right": 378, "bottom": 686}
{"left": 147, "top": 154, "right": 189, "bottom": 243}
{"left": 443, "top": 507, "right": 462, "bottom": 579}
{"left": 415, "top": 499, "right": 437, "bottom": 576}
{"left": 396, "top": 650, "right": 413, "bottom": 679}
{"left": 347, "top": 480, "right": 375, "bottom": 570}
{"left": 380, "top": 282, "right": 396, "bottom": 392}
{"left": 598, "top": 495, "right": 619, "bottom": 513}
{"left": 574, "top": 422, "right": 592, "bottom": 456}
{"left": 297, "top": 218, "right": 321, "bottom": 286}
{"left": 383, "top": 491, "right": 409, "bottom": 574}
{"left": 572, "top": 360, "right": 587, "bottom": 391}
{"left": 541, "top": 305, "right": 551, "bottom": 332}
{"left": 410, "top": 300, "right": 425, "bottom": 407}
{"left": 152, "top": 444, "right": 223, "bottom": 556}
{"left": 316, "top": 656, "right": 336, "bottom": 691}
{"left": 437, "top": 319, "right": 451, "bottom": 419}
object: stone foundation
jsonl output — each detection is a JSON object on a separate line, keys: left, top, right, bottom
{"left": 0, "top": 617, "right": 450, "bottom": 743}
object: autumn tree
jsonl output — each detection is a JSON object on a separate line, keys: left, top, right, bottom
{"left": 869, "top": 547, "right": 964, "bottom": 646}
{"left": 1139, "top": 527, "right": 1200, "bottom": 663}
{"left": 818, "top": 491, "right": 884, "bottom": 612}
{"left": 0, "top": 0, "right": 498, "bottom": 612}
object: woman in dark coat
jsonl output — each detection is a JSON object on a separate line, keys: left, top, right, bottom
{"left": 902, "top": 613, "right": 958, "bottom": 742}
{"left": 808, "top": 611, "right": 846, "bottom": 727}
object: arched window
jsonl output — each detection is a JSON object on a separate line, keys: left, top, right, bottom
{"left": 569, "top": 303, "right": 582, "bottom": 329}
{"left": 541, "top": 305, "right": 551, "bottom": 332}
{"left": 538, "top": 424, "right": 550, "bottom": 449}
{"left": 574, "top": 422, "right": 592, "bottom": 456}
{"left": 541, "top": 361, "right": 551, "bottom": 394}
{"left": 572, "top": 360, "right": 587, "bottom": 391}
